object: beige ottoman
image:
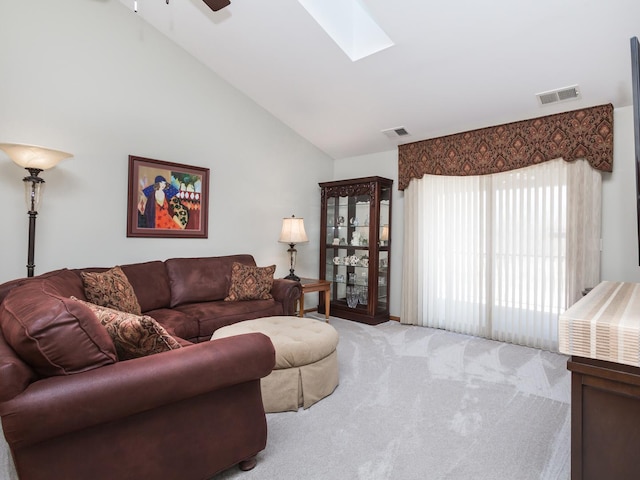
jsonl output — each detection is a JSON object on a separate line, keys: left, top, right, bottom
{"left": 211, "top": 316, "right": 339, "bottom": 413}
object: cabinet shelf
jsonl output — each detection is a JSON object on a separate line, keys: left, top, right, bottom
{"left": 319, "top": 176, "right": 392, "bottom": 325}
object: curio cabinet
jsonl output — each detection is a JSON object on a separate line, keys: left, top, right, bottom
{"left": 318, "top": 176, "right": 392, "bottom": 325}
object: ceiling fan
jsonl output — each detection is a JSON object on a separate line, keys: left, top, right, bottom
{"left": 202, "top": 0, "right": 231, "bottom": 11}
{"left": 135, "top": 0, "right": 231, "bottom": 13}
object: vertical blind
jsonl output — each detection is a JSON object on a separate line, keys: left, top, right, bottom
{"left": 401, "top": 158, "right": 601, "bottom": 351}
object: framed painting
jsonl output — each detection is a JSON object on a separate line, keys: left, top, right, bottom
{"left": 127, "top": 155, "right": 210, "bottom": 238}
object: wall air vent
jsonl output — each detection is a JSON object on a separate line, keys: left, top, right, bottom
{"left": 382, "top": 127, "right": 410, "bottom": 139}
{"left": 536, "top": 85, "right": 581, "bottom": 106}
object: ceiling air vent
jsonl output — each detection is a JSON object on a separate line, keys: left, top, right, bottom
{"left": 536, "top": 85, "right": 581, "bottom": 106}
{"left": 382, "top": 127, "right": 410, "bottom": 139}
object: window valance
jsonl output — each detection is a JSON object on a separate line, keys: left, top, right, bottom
{"left": 398, "top": 103, "right": 613, "bottom": 190}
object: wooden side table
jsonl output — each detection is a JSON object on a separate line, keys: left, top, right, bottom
{"left": 298, "top": 278, "right": 331, "bottom": 322}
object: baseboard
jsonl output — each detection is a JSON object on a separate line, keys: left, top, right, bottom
{"left": 304, "top": 307, "right": 400, "bottom": 323}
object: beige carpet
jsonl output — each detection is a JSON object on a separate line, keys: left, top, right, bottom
{"left": 215, "top": 315, "right": 570, "bottom": 480}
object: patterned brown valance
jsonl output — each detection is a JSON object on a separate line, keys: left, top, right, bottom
{"left": 398, "top": 103, "right": 614, "bottom": 190}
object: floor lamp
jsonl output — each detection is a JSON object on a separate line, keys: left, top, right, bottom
{"left": 278, "top": 215, "right": 308, "bottom": 281}
{"left": 0, "top": 143, "right": 73, "bottom": 277}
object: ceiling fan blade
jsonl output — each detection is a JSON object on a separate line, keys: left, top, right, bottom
{"left": 203, "top": 0, "right": 230, "bottom": 11}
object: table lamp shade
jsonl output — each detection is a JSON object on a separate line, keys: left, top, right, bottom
{"left": 279, "top": 216, "right": 309, "bottom": 244}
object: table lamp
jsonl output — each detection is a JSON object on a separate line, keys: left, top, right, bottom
{"left": 278, "top": 215, "right": 308, "bottom": 281}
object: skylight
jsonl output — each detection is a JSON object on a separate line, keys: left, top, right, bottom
{"left": 298, "top": 0, "right": 394, "bottom": 62}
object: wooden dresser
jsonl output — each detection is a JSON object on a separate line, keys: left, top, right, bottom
{"left": 559, "top": 281, "right": 640, "bottom": 480}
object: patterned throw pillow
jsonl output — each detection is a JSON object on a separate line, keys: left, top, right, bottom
{"left": 224, "top": 262, "right": 276, "bottom": 302}
{"left": 73, "top": 298, "right": 182, "bottom": 360}
{"left": 81, "top": 266, "right": 142, "bottom": 315}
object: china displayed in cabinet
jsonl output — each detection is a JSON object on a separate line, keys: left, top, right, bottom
{"left": 319, "top": 176, "right": 392, "bottom": 325}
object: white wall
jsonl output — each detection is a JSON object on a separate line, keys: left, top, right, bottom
{"left": 0, "top": 0, "right": 332, "bottom": 284}
{"left": 601, "top": 106, "right": 640, "bottom": 282}
{"left": 333, "top": 151, "right": 403, "bottom": 318}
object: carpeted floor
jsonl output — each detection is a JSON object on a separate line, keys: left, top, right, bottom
{"left": 214, "top": 315, "right": 571, "bottom": 480}
{"left": 0, "top": 315, "right": 570, "bottom": 480}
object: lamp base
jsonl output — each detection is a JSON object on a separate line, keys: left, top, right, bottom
{"left": 284, "top": 272, "right": 301, "bottom": 282}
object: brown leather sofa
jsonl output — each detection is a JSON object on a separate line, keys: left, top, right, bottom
{"left": 0, "top": 254, "right": 302, "bottom": 480}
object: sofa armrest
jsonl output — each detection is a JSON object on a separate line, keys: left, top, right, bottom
{"left": 0, "top": 333, "right": 275, "bottom": 448}
{"left": 271, "top": 279, "right": 302, "bottom": 315}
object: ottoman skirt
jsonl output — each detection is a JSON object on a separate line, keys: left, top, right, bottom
{"left": 211, "top": 316, "right": 339, "bottom": 413}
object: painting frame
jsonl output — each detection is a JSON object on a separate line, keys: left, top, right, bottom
{"left": 126, "top": 155, "right": 210, "bottom": 238}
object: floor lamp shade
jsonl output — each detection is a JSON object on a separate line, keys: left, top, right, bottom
{"left": 0, "top": 143, "right": 73, "bottom": 277}
{"left": 279, "top": 215, "right": 309, "bottom": 281}
{"left": 0, "top": 143, "right": 72, "bottom": 171}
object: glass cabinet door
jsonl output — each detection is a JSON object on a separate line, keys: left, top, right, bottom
{"left": 377, "top": 184, "right": 391, "bottom": 313}
{"left": 325, "top": 193, "right": 371, "bottom": 304}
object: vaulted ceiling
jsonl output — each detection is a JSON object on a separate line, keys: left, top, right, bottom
{"left": 118, "top": 0, "right": 640, "bottom": 159}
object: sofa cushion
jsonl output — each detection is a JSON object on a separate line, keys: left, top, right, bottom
{"left": 34, "top": 268, "right": 88, "bottom": 299}
{"left": 165, "top": 255, "right": 256, "bottom": 307}
{"left": 120, "top": 261, "right": 172, "bottom": 312}
{"left": 145, "top": 308, "right": 200, "bottom": 343}
{"left": 0, "top": 271, "right": 117, "bottom": 376}
{"left": 175, "top": 298, "right": 284, "bottom": 341}
{"left": 74, "top": 299, "right": 182, "bottom": 360}
{"left": 81, "top": 266, "right": 142, "bottom": 315}
{"left": 225, "top": 263, "right": 275, "bottom": 302}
